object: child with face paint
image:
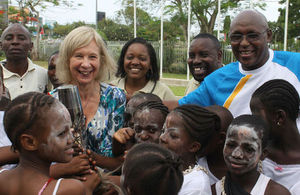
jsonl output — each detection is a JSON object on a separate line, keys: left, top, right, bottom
{"left": 212, "top": 115, "right": 290, "bottom": 195}
{"left": 160, "top": 104, "right": 219, "bottom": 195}
{"left": 0, "top": 92, "right": 101, "bottom": 195}
{"left": 121, "top": 142, "right": 183, "bottom": 195}
{"left": 113, "top": 96, "right": 167, "bottom": 157}
{"left": 123, "top": 92, "right": 162, "bottom": 129}
{"left": 250, "top": 79, "right": 300, "bottom": 194}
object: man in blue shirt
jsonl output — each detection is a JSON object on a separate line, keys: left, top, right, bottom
{"left": 165, "top": 10, "right": 300, "bottom": 127}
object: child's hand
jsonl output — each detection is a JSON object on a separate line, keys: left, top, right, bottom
{"left": 82, "top": 170, "right": 102, "bottom": 194}
{"left": 67, "top": 154, "right": 91, "bottom": 176}
{"left": 86, "top": 149, "right": 97, "bottom": 171}
{"left": 72, "top": 143, "right": 84, "bottom": 156}
{"left": 113, "top": 127, "right": 135, "bottom": 144}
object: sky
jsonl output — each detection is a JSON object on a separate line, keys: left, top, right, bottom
{"left": 41, "top": 0, "right": 121, "bottom": 24}
{"left": 11, "top": 0, "right": 283, "bottom": 25}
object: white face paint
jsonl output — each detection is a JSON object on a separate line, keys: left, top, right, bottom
{"left": 133, "top": 108, "right": 165, "bottom": 143}
{"left": 223, "top": 124, "right": 262, "bottom": 175}
{"left": 159, "top": 112, "right": 194, "bottom": 160}
{"left": 39, "top": 102, "right": 74, "bottom": 163}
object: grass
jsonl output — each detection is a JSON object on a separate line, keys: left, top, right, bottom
{"left": 163, "top": 72, "right": 192, "bottom": 80}
{"left": 169, "top": 86, "right": 186, "bottom": 97}
{"left": 33, "top": 61, "right": 48, "bottom": 69}
{"left": 33, "top": 60, "right": 187, "bottom": 96}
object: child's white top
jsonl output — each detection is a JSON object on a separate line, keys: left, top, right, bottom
{"left": 263, "top": 158, "right": 300, "bottom": 192}
{"left": 197, "top": 156, "right": 220, "bottom": 185}
{"left": 0, "top": 111, "right": 11, "bottom": 146}
{"left": 215, "top": 173, "right": 270, "bottom": 195}
{"left": 179, "top": 165, "right": 211, "bottom": 195}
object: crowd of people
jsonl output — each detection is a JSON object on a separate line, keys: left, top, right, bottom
{"left": 0, "top": 9, "right": 299, "bottom": 195}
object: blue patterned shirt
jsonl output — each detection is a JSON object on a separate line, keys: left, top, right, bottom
{"left": 83, "top": 83, "right": 126, "bottom": 157}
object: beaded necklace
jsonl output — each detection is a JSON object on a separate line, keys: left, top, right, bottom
{"left": 220, "top": 176, "right": 227, "bottom": 195}
{"left": 182, "top": 164, "right": 208, "bottom": 175}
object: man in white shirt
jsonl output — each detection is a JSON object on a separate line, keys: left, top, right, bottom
{"left": 0, "top": 23, "right": 48, "bottom": 99}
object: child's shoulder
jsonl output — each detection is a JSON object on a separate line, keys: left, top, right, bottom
{"left": 0, "top": 170, "right": 18, "bottom": 194}
{"left": 265, "top": 179, "right": 291, "bottom": 195}
{"left": 56, "top": 178, "right": 85, "bottom": 195}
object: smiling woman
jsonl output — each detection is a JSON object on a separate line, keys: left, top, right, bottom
{"left": 111, "top": 37, "right": 176, "bottom": 101}
{"left": 52, "top": 26, "right": 126, "bottom": 171}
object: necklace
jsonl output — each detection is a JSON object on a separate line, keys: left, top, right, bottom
{"left": 182, "top": 164, "right": 208, "bottom": 175}
{"left": 220, "top": 176, "right": 227, "bottom": 195}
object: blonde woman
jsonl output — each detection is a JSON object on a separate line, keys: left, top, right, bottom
{"left": 54, "top": 26, "right": 126, "bottom": 171}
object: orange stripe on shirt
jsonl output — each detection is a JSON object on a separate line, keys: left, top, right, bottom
{"left": 223, "top": 75, "right": 252, "bottom": 109}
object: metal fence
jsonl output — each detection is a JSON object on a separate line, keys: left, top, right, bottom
{"left": 37, "top": 39, "right": 299, "bottom": 77}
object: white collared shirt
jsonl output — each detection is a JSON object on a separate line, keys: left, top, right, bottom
{"left": 111, "top": 77, "right": 177, "bottom": 101}
{"left": 1, "top": 58, "right": 48, "bottom": 99}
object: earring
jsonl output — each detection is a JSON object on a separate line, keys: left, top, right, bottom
{"left": 277, "top": 121, "right": 281, "bottom": 126}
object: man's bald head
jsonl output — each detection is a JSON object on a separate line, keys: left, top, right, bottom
{"left": 229, "top": 10, "right": 272, "bottom": 70}
{"left": 230, "top": 10, "right": 269, "bottom": 32}
{"left": 1, "top": 23, "right": 31, "bottom": 41}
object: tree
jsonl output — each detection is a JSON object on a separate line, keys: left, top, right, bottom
{"left": 223, "top": 15, "right": 231, "bottom": 43}
{"left": 98, "top": 19, "right": 133, "bottom": 41}
{"left": 122, "top": 0, "right": 266, "bottom": 38}
{"left": 117, "top": 1, "right": 185, "bottom": 41}
{"left": 277, "top": 0, "right": 300, "bottom": 40}
{"left": 53, "top": 21, "right": 87, "bottom": 37}
{"left": 14, "top": 0, "right": 81, "bottom": 60}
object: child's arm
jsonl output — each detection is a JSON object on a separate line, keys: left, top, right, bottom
{"left": 0, "top": 146, "right": 19, "bottom": 167}
{"left": 50, "top": 154, "right": 91, "bottom": 181}
{"left": 89, "top": 151, "right": 124, "bottom": 171}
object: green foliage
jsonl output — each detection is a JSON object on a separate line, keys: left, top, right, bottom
{"left": 223, "top": 15, "right": 231, "bottom": 44}
{"left": 267, "top": 0, "right": 300, "bottom": 51}
{"left": 117, "top": 6, "right": 152, "bottom": 26}
{"left": 96, "top": 30, "right": 108, "bottom": 41}
{"left": 277, "top": 0, "right": 300, "bottom": 40}
{"left": 117, "top": 0, "right": 185, "bottom": 41}
{"left": 167, "top": 63, "right": 187, "bottom": 74}
{"left": 53, "top": 21, "right": 87, "bottom": 37}
{"left": 0, "top": 15, "right": 7, "bottom": 35}
{"left": 98, "top": 19, "right": 133, "bottom": 41}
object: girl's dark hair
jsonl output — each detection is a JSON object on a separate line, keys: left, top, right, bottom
{"left": 130, "top": 92, "right": 162, "bottom": 103}
{"left": 4, "top": 92, "right": 57, "bottom": 151}
{"left": 134, "top": 100, "right": 169, "bottom": 120}
{"left": 122, "top": 143, "right": 183, "bottom": 195}
{"left": 124, "top": 94, "right": 163, "bottom": 128}
{"left": 229, "top": 114, "right": 270, "bottom": 149}
{"left": 116, "top": 37, "right": 159, "bottom": 81}
{"left": 172, "top": 104, "right": 221, "bottom": 153}
{"left": 252, "top": 79, "right": 299, "bottom": 121}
